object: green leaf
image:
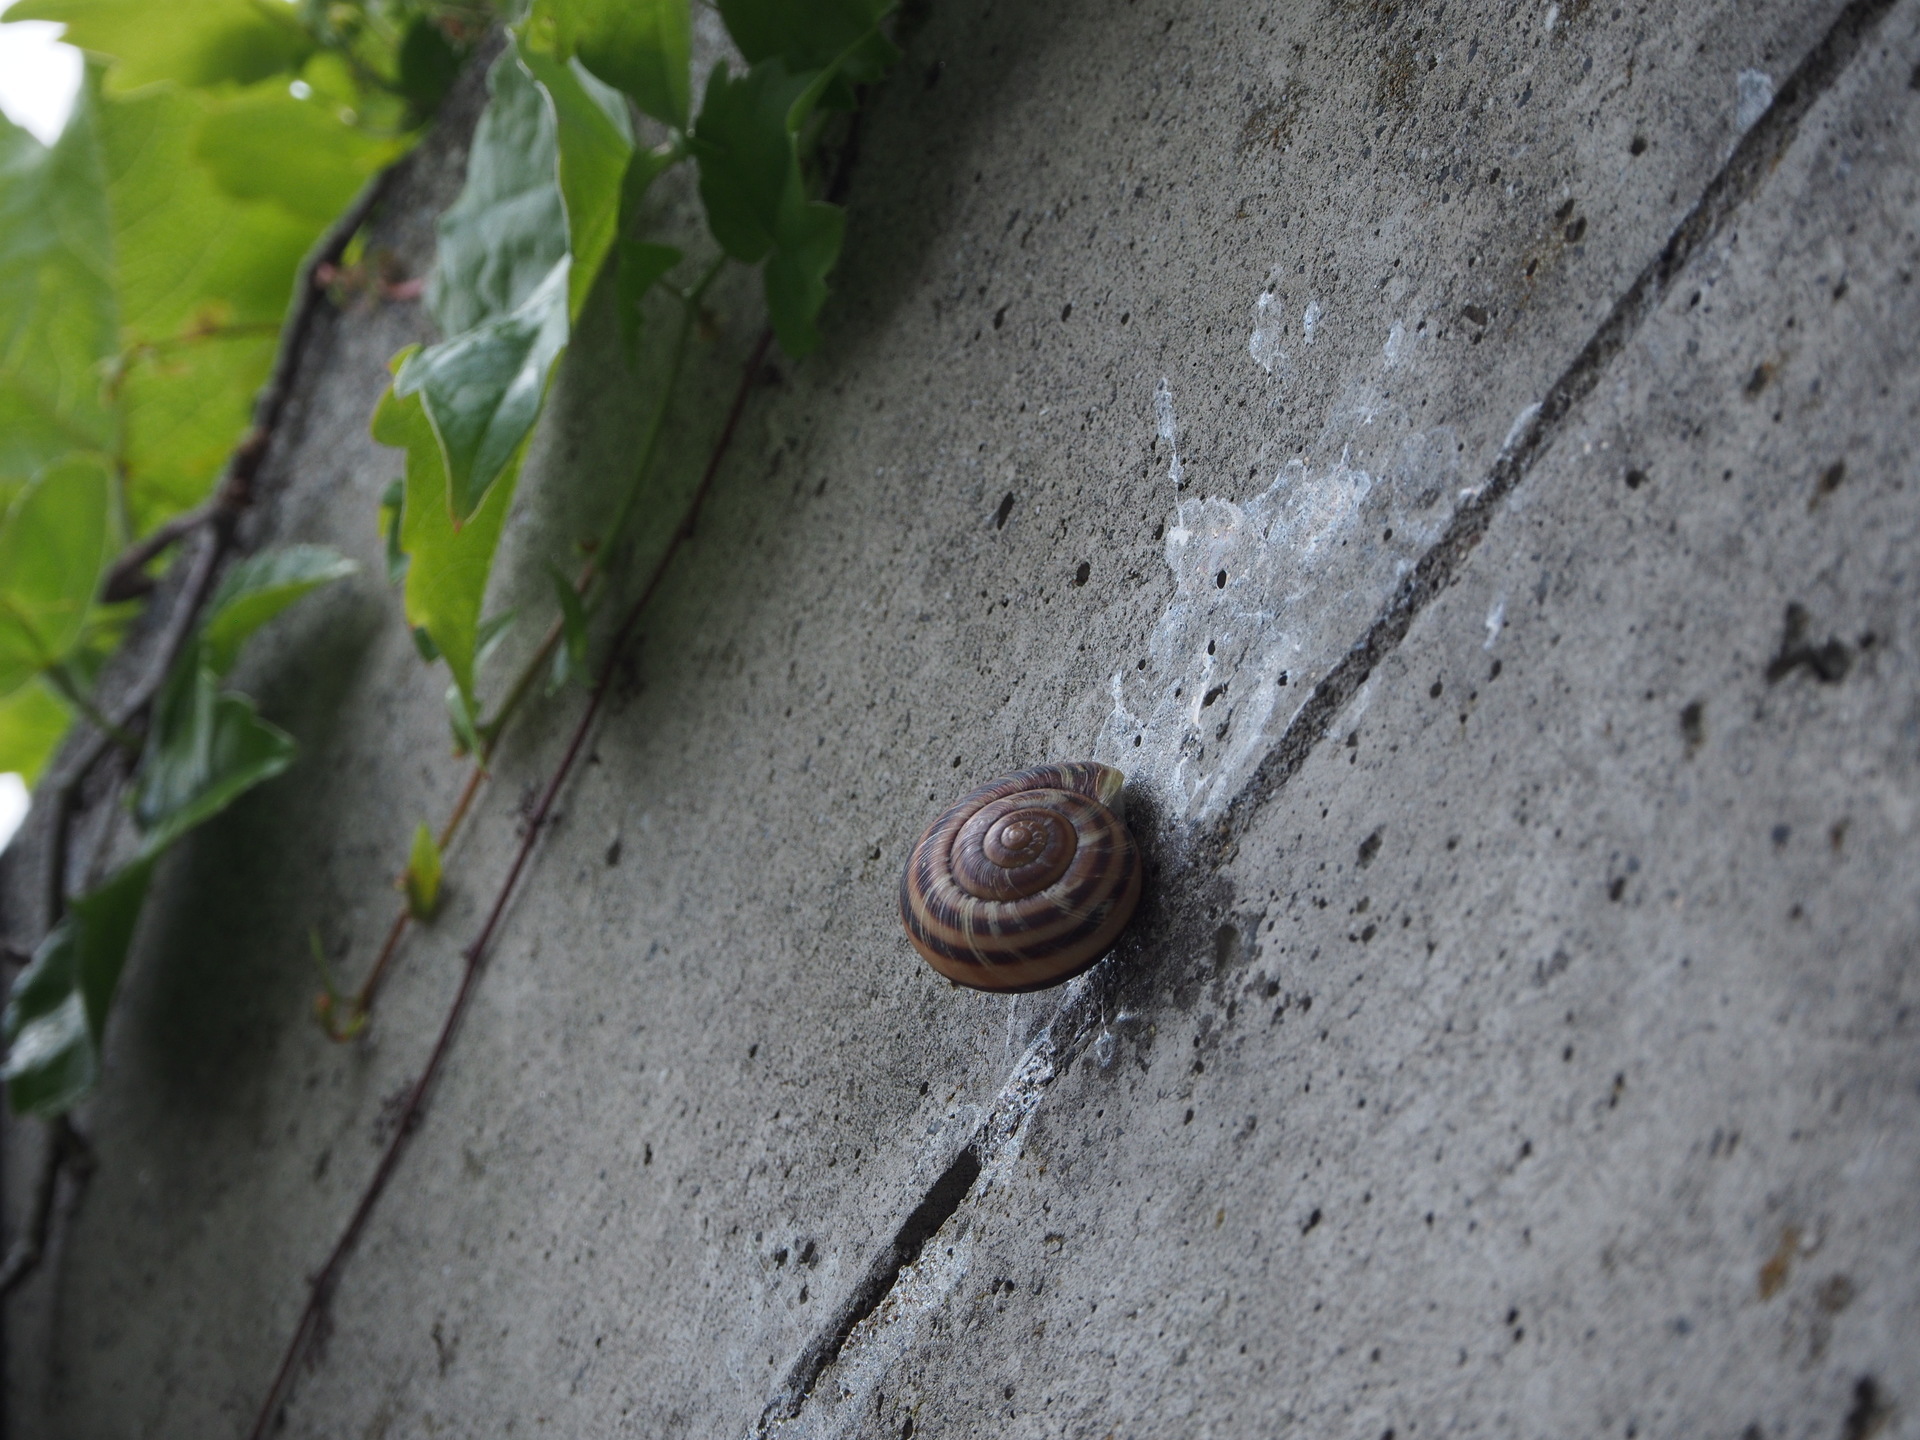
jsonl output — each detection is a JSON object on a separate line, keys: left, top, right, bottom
{"left": 7, "top": 0, "right": 311, "bottom": 93}
{"left": 428, "top": 47, "right": 569, "bottom": 337}
{"left": 444, "top": 681, "right": 481, "bottom": 756}
{"left": 397, "top": 15, "right": 462, "bottom": 113}
{"left": 199, "top": 543, "right": 357, "bottom": 676}
{"left": 194, "top": 85, "right": 403, "bottom": 227}
{"left": 95, "top": 80, "right": 322, "bottom": 534}
{"left": 615, "top": 145, "right": 681, "bottom": 359}
{"left": 396, "top": 257, "right": 571, "bottom": 522}
{"left": 402, "top": 821, "right": 442, "bottom": 920}
{"left": 372, "top": 375, "right": 522, "bottom": 705}
{"left": 717, "top": 0, "right": 897, "bottom": 89}
{"left": 0, "top": 85, "right": 118, "bottom": 488}
{"left": 3, "top": 856, "right": 153, "bottom": 1117}
{"left": 516, "top": 45, "right": 635, "bottom": 319}
{"left": 546, "top": 563, "right": 588, "bottom": 691}
{"left": 380, "top": 480, "right": 407, "bottom": 585}
{"left": 132, "top": 669, "right": 295, "bottom": 853}
{"left": 765, "top": 190, "right": 844, "bottom": 356}
{"left": 0, "top": 455, "right": 113, "bottom": 697}
{"left": 690, "top": 59, "right": 816, "bottom": 265}
{"left": 528, "top": 0, "right": 691, "bottom": 128}
{"left": 0, "top": 678, "right": 71, "bottom": 784}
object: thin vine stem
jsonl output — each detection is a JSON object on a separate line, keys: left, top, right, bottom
{"left": 328, "top": 257, "right": 731, "bottom": 1037}
{"left": 250, "top": 324, "right": 774, "bottom": 1439}
{"left": 41, "top": 664, "right": 142, "bottom": 756}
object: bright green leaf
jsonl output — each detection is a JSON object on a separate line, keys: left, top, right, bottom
{"left": 529, "top": 0, "right": 691, "bottom": 128}
{"left": 396, "top": 257, "right": 570, "bottom": 522}
{"left": 428, "top": 48, "right": 569, "bottom": 337}
{"left": 0, "top": 86, "right": 117, "bottom": 488}
{"left": 372, "top": 376, "right": 521, "bottom": 705}
{"left": 0, "top": 455, "right": 113, "bottom": 697}
{"left": 95, "top": 81, "right": 320, "bottom": 534}
{"left": 717, "top": 0, "right": 897, "bottom": 90}
{"left": 2, "top": 856, "right": 153, "bottom": 1117}
{"left": 8, "top": 0, "right": 311, "bottom": 93}
{"left": 402, "top": 821, "right": 442, "bottom": 920}
{"left": 199, "top": 543, "right": 357, "bottom": 676}
{"left": 195, "top": 86, "right": 403, "bottom": 227}
{"left": 517, "top": 45, "right": 634, "bottom": 319}
{"left": 0, "top": 678, "right": 71, "bottom": 784}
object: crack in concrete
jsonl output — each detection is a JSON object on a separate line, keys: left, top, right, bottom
{"left": 752, "top": 0, "right": 1900, "bottom": 1426}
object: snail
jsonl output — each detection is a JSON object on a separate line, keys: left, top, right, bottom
{"left": 899, "top": 761, "right": 1143, "bottom": 992}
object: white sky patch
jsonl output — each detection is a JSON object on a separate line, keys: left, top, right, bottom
{"left": 1735, "top": 68, "right": 1775, "bottom": 133}
{"left": 1248, "top": 291, "right": 1285, "bottom": 374}
{"left": 0, "top": 773, "right": 26, "bottom": 854}
{"left": 0, "top": 4, "right": 80, "bottom": 145}
{"left": 1103, "top": 380, "right": 1466, "bottom": 821}
{"left": 1153, "top": 377, "right": 1184, "bottom": 489}
{"left": 1302, "top": 299, "right": 1323, "bottom": 344}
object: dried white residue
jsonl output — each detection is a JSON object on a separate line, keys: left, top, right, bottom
{"left": 1102, "top": 380, "right": 1465, "bottom": 821}
{"left": 1382, "top": 319, "right": 1406, "bottom": 367}
{"left": 1248, "top": 291, "right": 1286, "bottom": 374}
{"left": 1483, "top": 592, "right": 1507, "bottom": 651}
{"left": 1735, "top": 68, "right": 1775, "bottom": 133}
{"left": 1153, "top": 377, "right": 1185, "bottom": 488}
{"left": 1301, "top": 300, "right": 1323, "bottom": 344}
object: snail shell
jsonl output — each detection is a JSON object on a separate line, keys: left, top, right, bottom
{"left": 899, "top": 761, "right": 1143, "bottom": 992}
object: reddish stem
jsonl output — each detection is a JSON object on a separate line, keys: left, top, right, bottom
{"left": 248, "top": 327, "right": 774, "bottom": 1439}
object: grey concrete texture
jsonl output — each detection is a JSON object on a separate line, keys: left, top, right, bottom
{"left": 3, "top": 0, "right": 1916, "bottom": 1436}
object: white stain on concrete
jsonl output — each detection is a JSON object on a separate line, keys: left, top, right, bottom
{"left": 1154, "top": 377, "right": 1185, "bottom": 489}
{"left": 1102, "top": 382, "right": 1464, "bottom": 821}
{"left": 1735, "top": 68, "right": 1775, "bottom": 133}
{"left": 1248, "top": 291, "right": 1286, "bottom": 373}
{"left": 1301, "top": 299, "right": 1323, "bottom": 344}
{"left": 1502, "top": 401, "right": 1542, "bottom": 457}
{"left": 1484, "top": 592, "right": 1507, "bottom": 651}
{"left": 1383, "top": 320, "right": 1406, "bottom": 367}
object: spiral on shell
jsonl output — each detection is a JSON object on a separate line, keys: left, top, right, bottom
{"left": 899, "top": 762, "right": 1143, "bottom": 992}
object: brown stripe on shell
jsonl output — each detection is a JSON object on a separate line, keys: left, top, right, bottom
{"left": 899, "top": 762, "right": 1143, "bottom": 992}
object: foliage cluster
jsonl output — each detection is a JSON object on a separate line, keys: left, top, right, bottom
{"left": 0, "top": 0, "right": 896, "bottom": 1119}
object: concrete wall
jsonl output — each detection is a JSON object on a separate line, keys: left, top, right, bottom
{"left": 5, "top": 0, "right": 1917, "bottom": 1435}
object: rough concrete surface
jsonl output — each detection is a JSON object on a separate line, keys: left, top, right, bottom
{"left": 4, "top": 0, "right": 1916, "bottom": 1436}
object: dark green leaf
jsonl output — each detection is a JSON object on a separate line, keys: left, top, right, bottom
{"left": 764, "top": 191, "right": 843, "bottom": 356}
{"left": 428, "top": 48, "right": 569, "bottom": 337}
{"left": 528, "top": 0, "right": 691, "bottom": 128}
{"left": 690, "top": 59, "right": 815, "bottom": 264}
{"left": 546, "top": 563, "right": 589, "bottom": 691}
{"left": 200, "top": 544, "right": 357, "bottom": 676}
{"left": 617, "top": 239, "right": 681, "bottom": 361}
{"left": 398, "top": 16, "right": 462, "bottom": 112}
{"left": 716, "top": 0, "right": 897, "bottom": 88}
{"left": 396, "top": 258, "right": 571, "bottom": 522}
{"left": 3, "top": 856, "right": 153, "bottom": 1117}
{"left": 8, "top": 0, "right": 311, "bottom": 93}
{"left": 132, "top": 672, "right": 296, "bottom": 852}
{"left": 411, "top": 625, "right": 441, "bottom": 663}
{"left": 381, "top": 480, "right": 407, "bottom": 585}
{"left": 0, "top": 455, "right": 114, "bottom": 696}
{"left": 372, "top": 374, "right": 521, "bottom": 705}
{"left": 474, "top": 608, "right": 517, "bottom": 668}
